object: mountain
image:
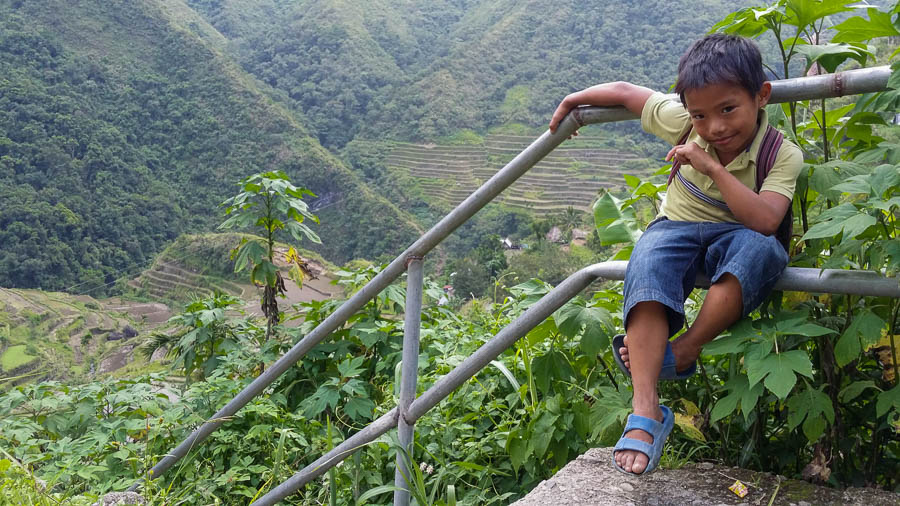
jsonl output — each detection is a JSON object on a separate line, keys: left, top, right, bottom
{"left": 187, "top": 0, "right": 757, "bottom": 148}
{"left": 0, "top": 0, "right": 422, "bottom": 293}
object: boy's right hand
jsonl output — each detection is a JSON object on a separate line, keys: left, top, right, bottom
{"left": 548, "top": 96, "right": 579, "bottom": 137}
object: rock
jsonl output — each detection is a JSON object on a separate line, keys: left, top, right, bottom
{"left": 511, "top": 448, "right": 900, "bottom": 506}
{"left": 107, "top": 331, "right": 125, "bottom": 341}
{"left": 91, "top": 491, "right": 146, "bottom": 505}
{"left": 123, "top": 325, "right": 138, "bottom": 338}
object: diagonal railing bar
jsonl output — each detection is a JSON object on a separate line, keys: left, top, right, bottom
{"left": 137, "top": 66, "right": 893, "bottom": 498}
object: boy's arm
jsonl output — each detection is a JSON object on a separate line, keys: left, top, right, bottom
{"left": 548, "top": 82, "right": 654, "bottom": 134}
{"left": 667, "top": 143, "right": 791, "bottom": 235}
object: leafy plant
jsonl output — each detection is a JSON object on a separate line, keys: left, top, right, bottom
{"left": 220, "top": 170, "right": 321, "bottom": 340}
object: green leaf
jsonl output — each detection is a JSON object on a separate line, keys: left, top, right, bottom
{"left": 530, "top": 411, "right": 559, "bottom": 458}
{"left": 506, "top": 428, "right": 529, "bottom": 473}
{"left": 344, "top": 397, "right": 375, "bottom": 421}
{"left": 711, "top": 388, "right": 741, "bottom": 423}
{"left": 832, "top": 8, "right": 900, "bottom": 42}
{"left": 580, "top": 329, "right": 609, "bottom": 357}
{"left": 554, "top": 301, "right": 610, "bottom": 339}
{"left": 531, "top": 350, "right": 574, "bottom": 395}
{"left": 876, "top": 384, "right": 900, "bottom": 418}
{"left": 794, "top": 43, "right": 871, "bottom": 73}
{"left": 747, "top": 350, "right": 812, "bottom": 399}
{"left": 836, "top": 310, "right": 886, "bottom": 366}
{"left": 593, "top": 192, "right": 641, "bottom": 245}
{"left": 870, "top": 164, "right": 900, "bottom": 198}
{"left": 802, "top": 204, "right": 875, "bottom": 240}
{"left": 839, "top": 381, "right": 876, "bottom": 403}
{"left": 784, "top": 0, "right": 854, "bottom": 31}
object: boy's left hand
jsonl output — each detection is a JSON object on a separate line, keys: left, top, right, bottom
{"left": 666, "top": 142, "right": 722, "bottom": 177}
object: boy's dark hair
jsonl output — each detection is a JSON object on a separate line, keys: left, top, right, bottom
{"left": 674, "top": 33, "right": 767, "bottom": 104}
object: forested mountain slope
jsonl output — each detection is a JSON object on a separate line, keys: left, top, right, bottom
{"left": 0, "top": 0, "right": 421, "bottom": 292}
{"left": 188, "top": 0, "right": 757, "bottom": 149}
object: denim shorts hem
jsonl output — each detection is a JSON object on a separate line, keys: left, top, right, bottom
{"left": 623, "top": 288, "right": 685, "bottom": 338}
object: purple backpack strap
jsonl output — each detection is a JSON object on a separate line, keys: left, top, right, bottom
{"left": 755, "top": 125, "right": 784, "bottom": 190}
{"left": 755, "top": 125, "right": 792, "bottom": 253}
{"left": 666, "top": 127, "right": 693, "bottom": 186}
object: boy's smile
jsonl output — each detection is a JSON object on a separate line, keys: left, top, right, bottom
{"left": 683, "top": 81, "right": 771, "bottom": 165}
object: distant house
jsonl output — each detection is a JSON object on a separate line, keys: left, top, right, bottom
{"left": 501, "top": 237, "right": 515, "bottom": 249}
{"left": 546, "top": 226, "right": 564, "bottom": 243}
{"left": 571, "top": 228, "right": 588, "bottom": 247}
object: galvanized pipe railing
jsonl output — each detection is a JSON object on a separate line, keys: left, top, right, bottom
{"left": 135, "top": 66, "right": 894, "bottom": 500}
{"left": 253, "top": 263, "right": 900, "bottom": 505}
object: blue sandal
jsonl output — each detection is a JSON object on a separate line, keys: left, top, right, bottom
{"left": 612, "top": 405, "right": 674, "bottom": 475}
{"left": 612, "top": 334, "right": 696, "bottom": 381}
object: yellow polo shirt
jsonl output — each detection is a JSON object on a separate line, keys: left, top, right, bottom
{"left": 640, "top": 92, "right": 804, "bottom": 223}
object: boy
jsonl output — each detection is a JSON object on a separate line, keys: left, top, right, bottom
{"left": 548, "top": 33, "right": 802, "bottom": 475}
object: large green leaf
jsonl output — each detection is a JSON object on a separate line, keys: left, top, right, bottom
{"left": 529, "top": 411, "right": 559, "bottom": 458}
{"left": 746, "top": 350, "right": 813, "bottom": 399}
{"left": 786, "top": 385, "right": 834, "bottom": 441}
{"left": 876, "top": 384, "right": 900, "bottom": 418}
{"left": 531, "top": 350, "right": 574, "bottom": 395}
{"left": 784, "top": 0, "right": 854, "bottom": 30}
{"left": 801, "top": 204, "right": 876, "bottom": 240}
{"left": 506, "top": 428, "right": 529, "bottom": 473}
{"left": 832, "top": 7, "right": 900, "bottom": 42}
{"left": 835, "top": 310, "right": 885, "bottom": 367}
{"left": 554, "top": 301, "right": 611, "bottom": 340}
{"left": 794, "top": 43, "right": 872, "bottom": 73}
{"left": 592, "top": 192, "right": 641, "bottom": 245}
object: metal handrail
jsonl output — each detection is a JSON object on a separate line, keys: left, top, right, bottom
{"left": 132, "top": 66, "right": 895, "bottom": 503}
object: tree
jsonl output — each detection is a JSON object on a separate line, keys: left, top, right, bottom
{"left": 219, "top": 171, "right": 321, "bottom": 340}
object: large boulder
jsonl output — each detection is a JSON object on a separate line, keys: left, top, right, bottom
{"left": 512, "top": 447, "right": 899, "bottom": 506}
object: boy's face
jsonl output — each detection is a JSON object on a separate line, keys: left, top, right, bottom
{"left": 683, "top": 81, "right": 772, "bottom": 162}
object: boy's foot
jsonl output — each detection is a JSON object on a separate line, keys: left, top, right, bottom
{"left": 618, "top": 334, "right": 699, "bottom": 376}
{"left": 613, "top": 405, "right": 674, "bottom": 474}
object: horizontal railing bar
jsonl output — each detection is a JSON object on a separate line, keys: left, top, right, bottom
{"left": 407, "top": 262, "right": 900, "bottom": 422}
{"left": 573, "top": 66, "right": 891, "bottom": 126}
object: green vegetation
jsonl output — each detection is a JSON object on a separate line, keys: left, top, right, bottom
{"left": 0, "top": 345, "right": 36, "bottom": 372}
{"left": 0, "top": 0, "right": 420, "bottom": 294}
{"left": 220, "top": 171, "right": 321, "bottom": 337}
{"left": 192, "top": 0, "right": 757, "bottom": 147}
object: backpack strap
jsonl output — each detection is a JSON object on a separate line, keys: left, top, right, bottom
{"left": 665, "top": 123, "right": 792, "bottom": 253}
{"left": 754, "top": 125, "right": 792, "bottom": 253}
{"left": 666, "top": 127, "right": 693, "bottom": 186}
{"left": 755, "top": 125, "right": 784, "bottom": 190}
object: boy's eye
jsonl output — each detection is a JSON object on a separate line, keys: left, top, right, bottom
{"left": 722, "top": 106, "right": 735, "bottom": 113}
{"left": 692, "top": 114, "right": 704, "bottom": 120}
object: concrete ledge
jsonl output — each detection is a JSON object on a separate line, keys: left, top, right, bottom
{"left": 512, "top": 448, "right": 899, "bottom": 506}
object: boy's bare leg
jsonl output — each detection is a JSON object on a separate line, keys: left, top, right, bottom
{"left": 620, "top": 273, "right": 743, "bottom": 375}
{"left": 616, "top": 300, "right": 668, "bottom": 474}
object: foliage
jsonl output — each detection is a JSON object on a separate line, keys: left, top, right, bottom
{"left": 220, "top": 171, "right": 320, "bottom": 337}
{"left": 142, "top": 291, "right": 259, "bottom": 382}
{"left": 0, "top": 0, "right": 420, "bottom": 293}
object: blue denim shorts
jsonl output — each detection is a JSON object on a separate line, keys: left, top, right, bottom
{"left": 624, "top": 218, "right": 789, "bottom": 337}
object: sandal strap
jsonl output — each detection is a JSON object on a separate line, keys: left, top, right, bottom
{"left": 613, "top": 436, "right": 653, "bottom": 458}
{"left": 622, "top": 412, "right": 664, "bottom": 436}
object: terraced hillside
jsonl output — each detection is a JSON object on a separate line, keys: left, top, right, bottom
{"left": 0, "top": 288, "right": 170, "bottom": 386}
{"left": 387, "top": 134, "right": 649, "bottom": 211}
{"left": 128, "top": 233, "right": 340, "bottom": 310}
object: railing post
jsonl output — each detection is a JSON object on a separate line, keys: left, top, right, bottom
{"left": 394, "top": 255, "right": 424, "bottom": 506}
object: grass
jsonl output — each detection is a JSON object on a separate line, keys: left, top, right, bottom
{"left": 1, "top": 345, "right": 37, "bottom": 371}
